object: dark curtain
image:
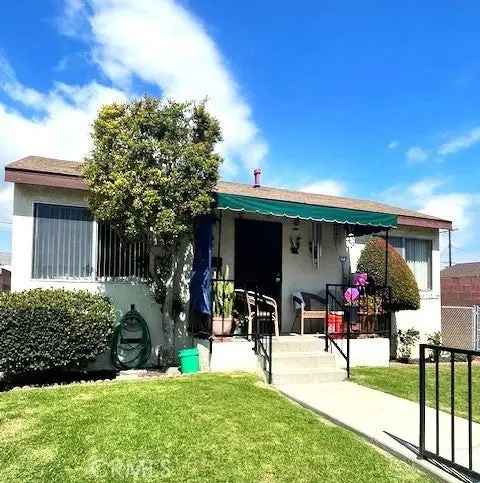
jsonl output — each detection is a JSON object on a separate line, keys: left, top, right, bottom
{"left": 189, "top": 215, "right": 214, "bottom": 316}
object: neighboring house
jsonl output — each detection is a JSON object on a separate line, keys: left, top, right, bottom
{"left": 5, "top": 156, "right": 452, "bottom": 373}
{"left": 440, "top": 262, "right": 480, "bottom": 350}
{"left": 0, "top": 252, "right": 12, "bottom": 292}
{"left": 441, "top": 262, "right": 480, "bottom": 307}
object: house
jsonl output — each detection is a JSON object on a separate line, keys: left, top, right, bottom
{"left": 0, "top": 251, "right": 11, "bottom": 292}
{"left": 441, "top": 262, "right": 480, "bottom": 307}
{"left": 5, "top": 156, "right": 452, "bottom": 377}
{"left": 440, "top": 262, "right": 480, "bottom": 351}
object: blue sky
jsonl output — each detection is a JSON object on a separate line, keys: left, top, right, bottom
{"left": 0, "top": 1, "right": 479, "bottom": 264}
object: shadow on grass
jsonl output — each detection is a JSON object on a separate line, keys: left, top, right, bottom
{"left": 384, "top": 431, "right": 479, "bottom": 483}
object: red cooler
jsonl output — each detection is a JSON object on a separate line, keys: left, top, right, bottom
{"left": 327, "top": 312, "right": 344, "bottom": 338}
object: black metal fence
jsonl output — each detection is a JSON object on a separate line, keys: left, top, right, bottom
{"left": 325, "top": 283, "right": 392, "bottom": 377}
{"left": 419, "top": 343, "right": 480, "bottom": 480}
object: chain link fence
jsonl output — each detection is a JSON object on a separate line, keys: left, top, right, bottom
{"left": 441, "top": 305, "right": 480, "bottom": 350}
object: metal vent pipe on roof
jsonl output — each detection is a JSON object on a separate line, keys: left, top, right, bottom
{"left": 253, "top": 168, "right": 261, "bottom": 187}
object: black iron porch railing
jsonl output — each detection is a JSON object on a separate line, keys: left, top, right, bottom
{"left": 325, "top": 283, "right": 392, "bottom": 378}
{"left": 419, "top": 344, "right": 480, "bottom": 480}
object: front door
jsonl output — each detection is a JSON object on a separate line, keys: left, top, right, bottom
{"left": 234, "top": 218, "right": 282, "bottom": 311}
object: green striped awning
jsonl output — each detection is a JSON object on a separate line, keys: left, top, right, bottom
{"left": 215, "top": 193, "right": 397, "bottom": 230}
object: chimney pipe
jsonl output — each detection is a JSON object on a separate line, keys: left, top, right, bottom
{"left": 253, "top": 168, "right": 261, "bottom": 188}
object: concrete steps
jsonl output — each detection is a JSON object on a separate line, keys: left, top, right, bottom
{"left": 262, "top": 336, "right": 346, "bottom": 385}
{"left": 273, "top": 351, "right": 337, "bottom": 370}
{"left": 271, "top": 367, "right": 346, "bottom": 385}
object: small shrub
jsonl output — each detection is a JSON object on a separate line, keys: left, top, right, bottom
{"left": 357, "top": 237, "right": 420, "bottom": 312}
{"left": 397, "top": 328, "right": 420, "bottom": 361}
{"left": 426, "top": 331, "right": 441, "bottom": 346}
{"left": 426, "top": 331, "right": 445, "bottom": 361}
{"left": 0, "top": 288, "right": 116, "bottom": 375}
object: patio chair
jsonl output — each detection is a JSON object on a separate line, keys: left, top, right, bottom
{"left": 234, "top": 289, "right": 280, "bottom": 337}
{"left": 292, "top": 291, "right": 327, "bottom": 335}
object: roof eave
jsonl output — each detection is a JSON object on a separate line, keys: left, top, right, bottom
{"left": 397, "top": 214, "right": 452, "bottom": 230}
{"left": 5, "top": 166, "right": 86, "bottom": 190}
{"left": 5, "top": 164, "right": 452, "bottom": 230}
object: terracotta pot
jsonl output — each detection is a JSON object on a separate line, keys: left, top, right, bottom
{"left": 212, "top": 316, "right": 234, "bottom": 336}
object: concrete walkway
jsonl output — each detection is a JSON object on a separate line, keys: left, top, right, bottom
{"left": 278, "top": 381, "right": 480, "bottom": 482}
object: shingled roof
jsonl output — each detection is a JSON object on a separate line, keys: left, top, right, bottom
{"left": 441, "top": 262, "right": 480, "bottom": 278}
{"left": 5, "top": 155, "right": 452, "bottom": 229}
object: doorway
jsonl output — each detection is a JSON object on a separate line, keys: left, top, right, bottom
{"left": 234, "top": 218, "right": 283, "bottom": 313}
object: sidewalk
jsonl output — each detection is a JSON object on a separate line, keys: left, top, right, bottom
{"left": 278, "top": 381, "right": 480, "bottom": 483}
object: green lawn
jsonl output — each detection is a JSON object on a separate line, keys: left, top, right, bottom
{"left": 0, "top": 373, "right": 432, "bottom": 482}
{"left": 352, "top": 363, "right": 480, "bottom": 423}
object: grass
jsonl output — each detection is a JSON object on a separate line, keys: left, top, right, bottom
{"left": 352, "top": 362, "right": 480, "bottom": 422}
{"left": 0, "top": 373, "right": 433, "bottom": 482}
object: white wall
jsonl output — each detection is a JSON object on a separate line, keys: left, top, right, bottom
{"left": 332, "top": 338, "right": 390, "bottom": 368}
{"left": 350, "top": 226, "right": 442, "bottom": 356}
{"left": 11, "top": 184, "right": 192, "bottom": 368}
{"left": 213, "top": 212, "right": 347, "bottom": 333}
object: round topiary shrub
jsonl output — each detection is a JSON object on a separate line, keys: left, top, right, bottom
{"left": 0, "top": 288, "right": 116, "bottom": 375}
{"left": 357, "top": 237, "right": 420, "bottom": 312}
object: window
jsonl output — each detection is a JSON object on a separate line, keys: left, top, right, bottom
{"left": 405, "top": 238, "right": 432, "bottom": 291}
{"left": 388, "top": 236, "right": 432, "bottom": 290}
{"left": 32, "top": 204, "right": 148, "bottom": 280}
{"left": 388, "top": 236, "right": 404, "bottom": 254}
{"left": 32, "top": 203, "right": 93, "bottom": 279}
{"left": 96, "top": 221, "right": 149, "bottom": 279}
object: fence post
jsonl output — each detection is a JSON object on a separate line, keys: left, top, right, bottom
{"left": 419, "top": 344, "right": 426, "bottom": 459}
{"left": 325, "top": 284, "right": 329, "bottom": 352}
{"left": 268, "top": 310, "right": 273, "bottom": 384}
{"left": 475, "top": 305, "right": 480, "bottom": 351}
{"left": 347, "top": 301, "right": 351, "bottom": 379}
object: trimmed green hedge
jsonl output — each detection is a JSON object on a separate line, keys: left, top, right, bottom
{"left": 357, "top": 237, "right": 420, "bottom": 312}
{"left": 0, "top": 289, "right": 116, "bottom": 375}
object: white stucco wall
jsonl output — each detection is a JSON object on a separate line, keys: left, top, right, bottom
{"left": 11, "top": 183, "right": 192, "bottom": 368}
{"left": 213, "top": 212, "right": 348, "bottom": 333}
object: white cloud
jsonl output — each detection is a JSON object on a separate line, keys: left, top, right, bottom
{"left": 407, "top": 179, "right": 445, "bottom": 199}
{"left": 387, "top": 140, "right": 399, "bottom": 149}
{"left": 299, "top": 180, "right": 346, "bottom": 197}
{"left": 0, "top": 66, "right": 127, "bottom": 165}
{"left": 405, "top": 146, "right": 428, "bottom": 163}
{"left": 0, "top": 55, "right": 127, "bottom": 239}
{"left": 57, "top": 0, "right": 90, "bottom": 39}
{"left": 0, "top": 184, "right": 13, "bottom": 228}
{"left": 0, "top": 0, "right": 268, "bottom": 249}
{"left": 80, "top": 0, "right": 267, "bottom": 173}
{"left": 382, "top": 179, "right": 480, "bottom": 263}
{"left": 438, "top": 126, "right": 480, "bottom": 156}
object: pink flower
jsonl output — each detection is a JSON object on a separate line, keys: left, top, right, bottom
{"left": 344, "top": 287, "right": 359, "bottom": 302}
{"left": 353, "top": 272, "right": 368, "bottom": 287}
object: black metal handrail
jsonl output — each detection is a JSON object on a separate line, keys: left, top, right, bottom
{"left": 325, "top": 283, "right": 392, "bottom": 378}
{"left": 419, "top": 343, "right": 480, "bottom": 479}
{"left": 252, "top": 299, "right": 274, "bottom": 384}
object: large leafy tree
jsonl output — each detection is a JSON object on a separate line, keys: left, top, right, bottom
{"left": 357, "top": 237, "right": 420, "bottom": 312}
{"left": 83, "top": 97, "right": 222, "bottom": 305}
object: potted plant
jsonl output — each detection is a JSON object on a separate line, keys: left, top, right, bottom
{"left": 397, "top": 328, "right": 420, "bottom": 363}
{"left": 212, "top": 266, "right": 235, "bottom": 336}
